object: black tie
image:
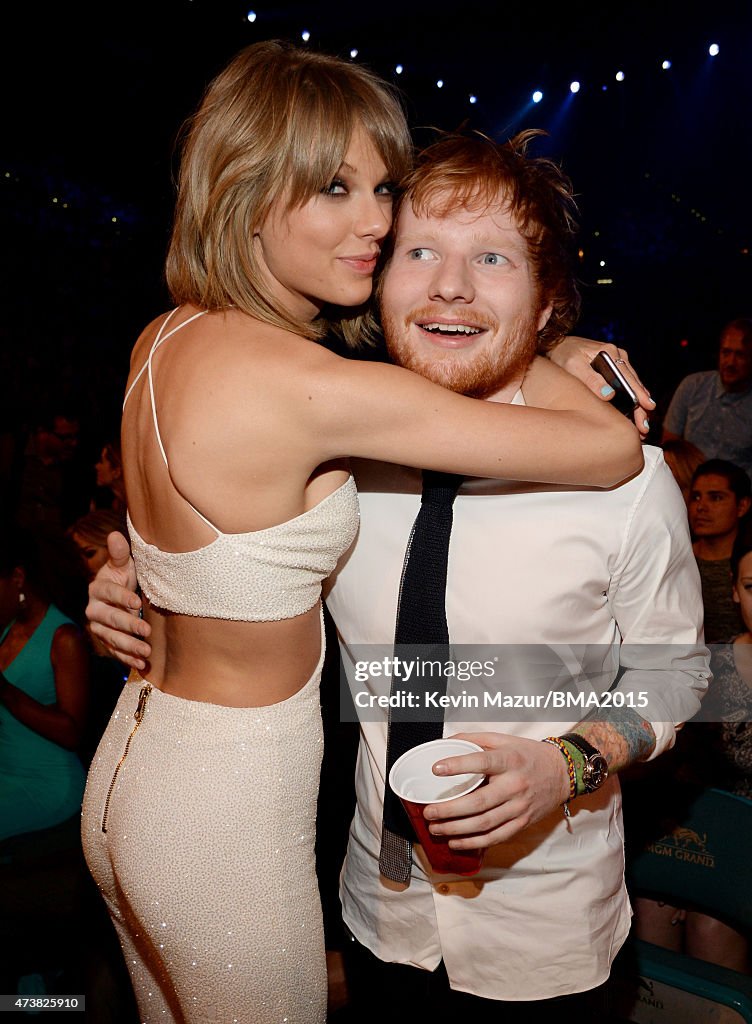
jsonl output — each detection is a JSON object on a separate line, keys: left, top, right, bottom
{"left": 379, "top": 469, "right": 463, "bottom": 883}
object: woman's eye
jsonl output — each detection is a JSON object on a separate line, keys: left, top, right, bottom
{"left": 481, "top": 253, "right": 508, "bottom": 266}
{"left": 322, "top": 179, "right": 347, "bottom": 195}
{"left": 375, "top": 181, "right": 397, "bottom": 196}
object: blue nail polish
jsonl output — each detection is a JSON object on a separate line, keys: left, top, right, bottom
{"left": 600, "top": 384, "right": 615, "bottom": 397}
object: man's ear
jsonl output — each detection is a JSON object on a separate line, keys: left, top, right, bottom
{"left": 537, "top": 302, "right": 554, "bottom": 334}
{"left": 738, "top": 497, "right": 752, "bottom": 519}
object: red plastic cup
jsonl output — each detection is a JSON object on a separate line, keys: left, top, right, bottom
{"left": 388, "top": 738, "right": 486, "bottom": 876}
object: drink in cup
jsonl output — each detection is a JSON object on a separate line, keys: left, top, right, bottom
{"left": 388, "top": 738, "right": 486, "bottom": 875}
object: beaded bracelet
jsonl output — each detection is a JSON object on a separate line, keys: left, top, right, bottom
{"left": 542, "top": 736, "right": 577, "bottom": 817}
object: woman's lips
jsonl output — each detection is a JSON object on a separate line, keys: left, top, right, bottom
{"left": 339, "top": 254, "right": 379, "bottom": 274}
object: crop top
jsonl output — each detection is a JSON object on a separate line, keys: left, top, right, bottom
{"left": 123, "top": 308, "right": 360, "bottom": 622}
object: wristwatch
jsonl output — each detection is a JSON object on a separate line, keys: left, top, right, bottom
{"left": 559, "top": 733, "right": 609, "bottom": 794}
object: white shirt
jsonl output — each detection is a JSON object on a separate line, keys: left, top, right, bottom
{"left": 324, "top": 418, "right": 709, "bottom": 1002}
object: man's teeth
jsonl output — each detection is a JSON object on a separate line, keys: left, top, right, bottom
{"left": 421, "top": 323, "right": 481, "bottom": 335}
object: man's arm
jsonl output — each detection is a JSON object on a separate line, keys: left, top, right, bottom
{"left": 86, "top": 531, "right": 152, "bottom": 670}
{"left": 424, "top": 452, "right": 709, "bottom": 849}
{"left": 661, "top": 374, "right": 693, "bottom": 441}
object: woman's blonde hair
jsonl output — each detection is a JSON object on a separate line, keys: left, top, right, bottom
{"left": 166, "top": 40, "right": 413, "bottom": 345}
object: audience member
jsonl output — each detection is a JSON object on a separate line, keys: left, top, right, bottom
{"left": 13, "top": 404, "right": 92, "bottom": 531}
{"left": 662, "top": 317, "right": 752, "bottom": 481}
{"left": 91, "top": 441, "right": 127, "bottom": 518}
{"left": 68, "top": 508, "right": 128, "bottom": 581}
{"left": 0, "top": 527, "right": 90, "bottom": 840}
{"left": 661, "top": 438, "right": 706, "bottom": 508}
{"left": 630, "top": 525, "right": 752, "bottom": 974}
{"left": 689, "top": 459, "right": 751, "bottom": 642}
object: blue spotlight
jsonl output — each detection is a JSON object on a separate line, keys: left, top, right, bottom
{"left": 469, "top": 94, "right": 477, "bottom": 104}
{"left": 532, "top": 90, "right": 543, "bottom": 103}
{"left": 395, "top": 64, "right": 403, "bottom": 74}
{"left": 570, "top": 81, "right": 580, "bottom": 93}
{"left": 661, "top": 59, "right": 671, "bottom": 70}
{"left": 301, "top": 30, "right": 310, "bottom": 42}
{"left": 350, "top": 49, "right": 358, "bottom": 58}
{"left": 709, "top": 43, "right": 720, "bottom": 56}
{"left": 246, "top": 9, "right": 256, "bottom": 22}
{"left": 615, "top": 70, "right": 625, "bottom": 82}
{"left": 436, "top": 79, "right": 444, "bottom": 88}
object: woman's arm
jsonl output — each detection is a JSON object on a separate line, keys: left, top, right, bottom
{"left": 546, "top": 336, "right": 655, "bottom": 438}
{"left": 0, "top": 624, "right": 90, "bottom": 750}
{"left": 306, "top": 350, "right": 643, "bottom": 487}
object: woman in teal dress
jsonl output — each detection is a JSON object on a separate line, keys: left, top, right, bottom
{"left": 0, "top": 529, "right": 90, "bottom": 840}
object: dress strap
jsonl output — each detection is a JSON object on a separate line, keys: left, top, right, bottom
{"left": 123, "top": 307, "right": 219, "bottom": 535}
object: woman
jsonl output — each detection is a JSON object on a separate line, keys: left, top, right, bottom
{"left": 81, "top": 40, "right": 642, "bottom": 1023}
{"left": 0, "top": 528, "right": 90, "bottom": 840}
{"left": 632, "top": 528, "right": 752, "bottom": 973}
{"left": 69, "top": 507, "right": 128, "bottom": 581}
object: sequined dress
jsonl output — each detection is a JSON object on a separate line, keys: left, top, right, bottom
{"left": 81, "top": 309, "right": 360, "bottom": 1023}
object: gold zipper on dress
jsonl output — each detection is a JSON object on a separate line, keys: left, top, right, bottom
{"left": 101, "top": 683, "right": 152, "bottom": 834}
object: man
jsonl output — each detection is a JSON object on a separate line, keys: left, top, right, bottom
{"left": 662, "top": 317, "right": 752, "bottom": 480}
{"left": 88, "top": 132, "right": 708, "bottom": 1021}
{"left": 689, "top": 458, "right": 751, "bottom": 642}
{"left": 13, "top": 404, "right": 88, "bottom": 530}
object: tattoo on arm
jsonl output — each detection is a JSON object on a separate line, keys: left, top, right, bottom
{"left": 574, "top": 709, "right": 656, "bottom": 773}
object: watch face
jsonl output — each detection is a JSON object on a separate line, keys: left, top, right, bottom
{"left": 583, "top": 755, "right": 609, "bottom": 791}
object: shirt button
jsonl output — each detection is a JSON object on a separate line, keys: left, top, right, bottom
{"left": 437, "top": 883, "right": 450, "bottom": 894}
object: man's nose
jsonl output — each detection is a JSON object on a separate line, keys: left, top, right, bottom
{"left": 428, "top": 257, "right": 474, "bottom": 303}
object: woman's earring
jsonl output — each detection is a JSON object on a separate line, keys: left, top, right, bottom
{"left": 18, "top": 591, "right": 26, "bottom": 609}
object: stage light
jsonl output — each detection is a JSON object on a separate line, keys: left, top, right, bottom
{"left": 570, "top": 81, "right": 580, "bottom": 93}
{"left": 301, "top": 30, "right": 310, "bottom": 42}
{"left": 469, "top": 95, "right": 477, "bottom": 104}
{"left": 395, "top": 64, "right": 403, "bottom": 74}
{"left": 246, "top": 10, "right": 257, "bottom": 22}
{"left": 532, "top": 90, "right": 543, "bottom": 103}
{"left": 615, "top": 71, "right": 625, "bottom": 82}
{"left": 661, "top": 59, "right": 671, "bottom": 70}
{"left": 709, "top": 43, "right": 720, "bottom": 56}
{"left": 599, "top": 260, "right": 606, "bottom": 267}
{"left": 436, "top": 79, "right": 444, "bottom": 88}
{"left": 350, "top": 49, "right": 358, "bottom": 58}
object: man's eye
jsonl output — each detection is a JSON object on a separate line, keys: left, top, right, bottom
{"left": 408, "top": 248, "right": 431, "bottom": 260}
{"left": 322, "top": 179, "right": 347, "bottom": 195}
{"left": 481, "top": 253, "right": 508, "bottom": 266}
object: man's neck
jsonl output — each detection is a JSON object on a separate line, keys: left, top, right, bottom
{"left": 482, "top": 374, "right": 526, "bottom": 405}
{"left": 693, "top": 535, "right": 736, "bottom": 561}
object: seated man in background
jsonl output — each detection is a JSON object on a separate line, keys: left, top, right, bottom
{"left": 689, "top": 458, "right": 751, "bottom": 643}
{"left": 663, "top": 317, "right": 752, "bottom": 483}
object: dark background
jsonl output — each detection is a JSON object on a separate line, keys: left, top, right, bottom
{"left": 2, "top": 0, "right": 751, "bottom": 444}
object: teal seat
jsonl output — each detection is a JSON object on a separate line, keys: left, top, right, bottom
{"left": 611, "top": 786, "right": 752, "bottom": 1023}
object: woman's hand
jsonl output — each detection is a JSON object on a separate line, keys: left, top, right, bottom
{"left": 547, "top": 337, "right": 655, "bottom": 439}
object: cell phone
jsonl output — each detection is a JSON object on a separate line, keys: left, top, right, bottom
{"left": 590, "top": 351, "right": 639, "bottom": 418}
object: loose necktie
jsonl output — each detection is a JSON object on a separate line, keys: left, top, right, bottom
{"left": 379, "top": 469, "right": 463, "bottom": 883}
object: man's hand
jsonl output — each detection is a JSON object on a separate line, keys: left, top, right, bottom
{"left": 86, "top": 531, "right": 152, "bottom": 670}
{"left": 548, "top": 337, "right": 655, "bottom": 439}
{"left": 422, "top": 732, "right": 571, "bottom": 849}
